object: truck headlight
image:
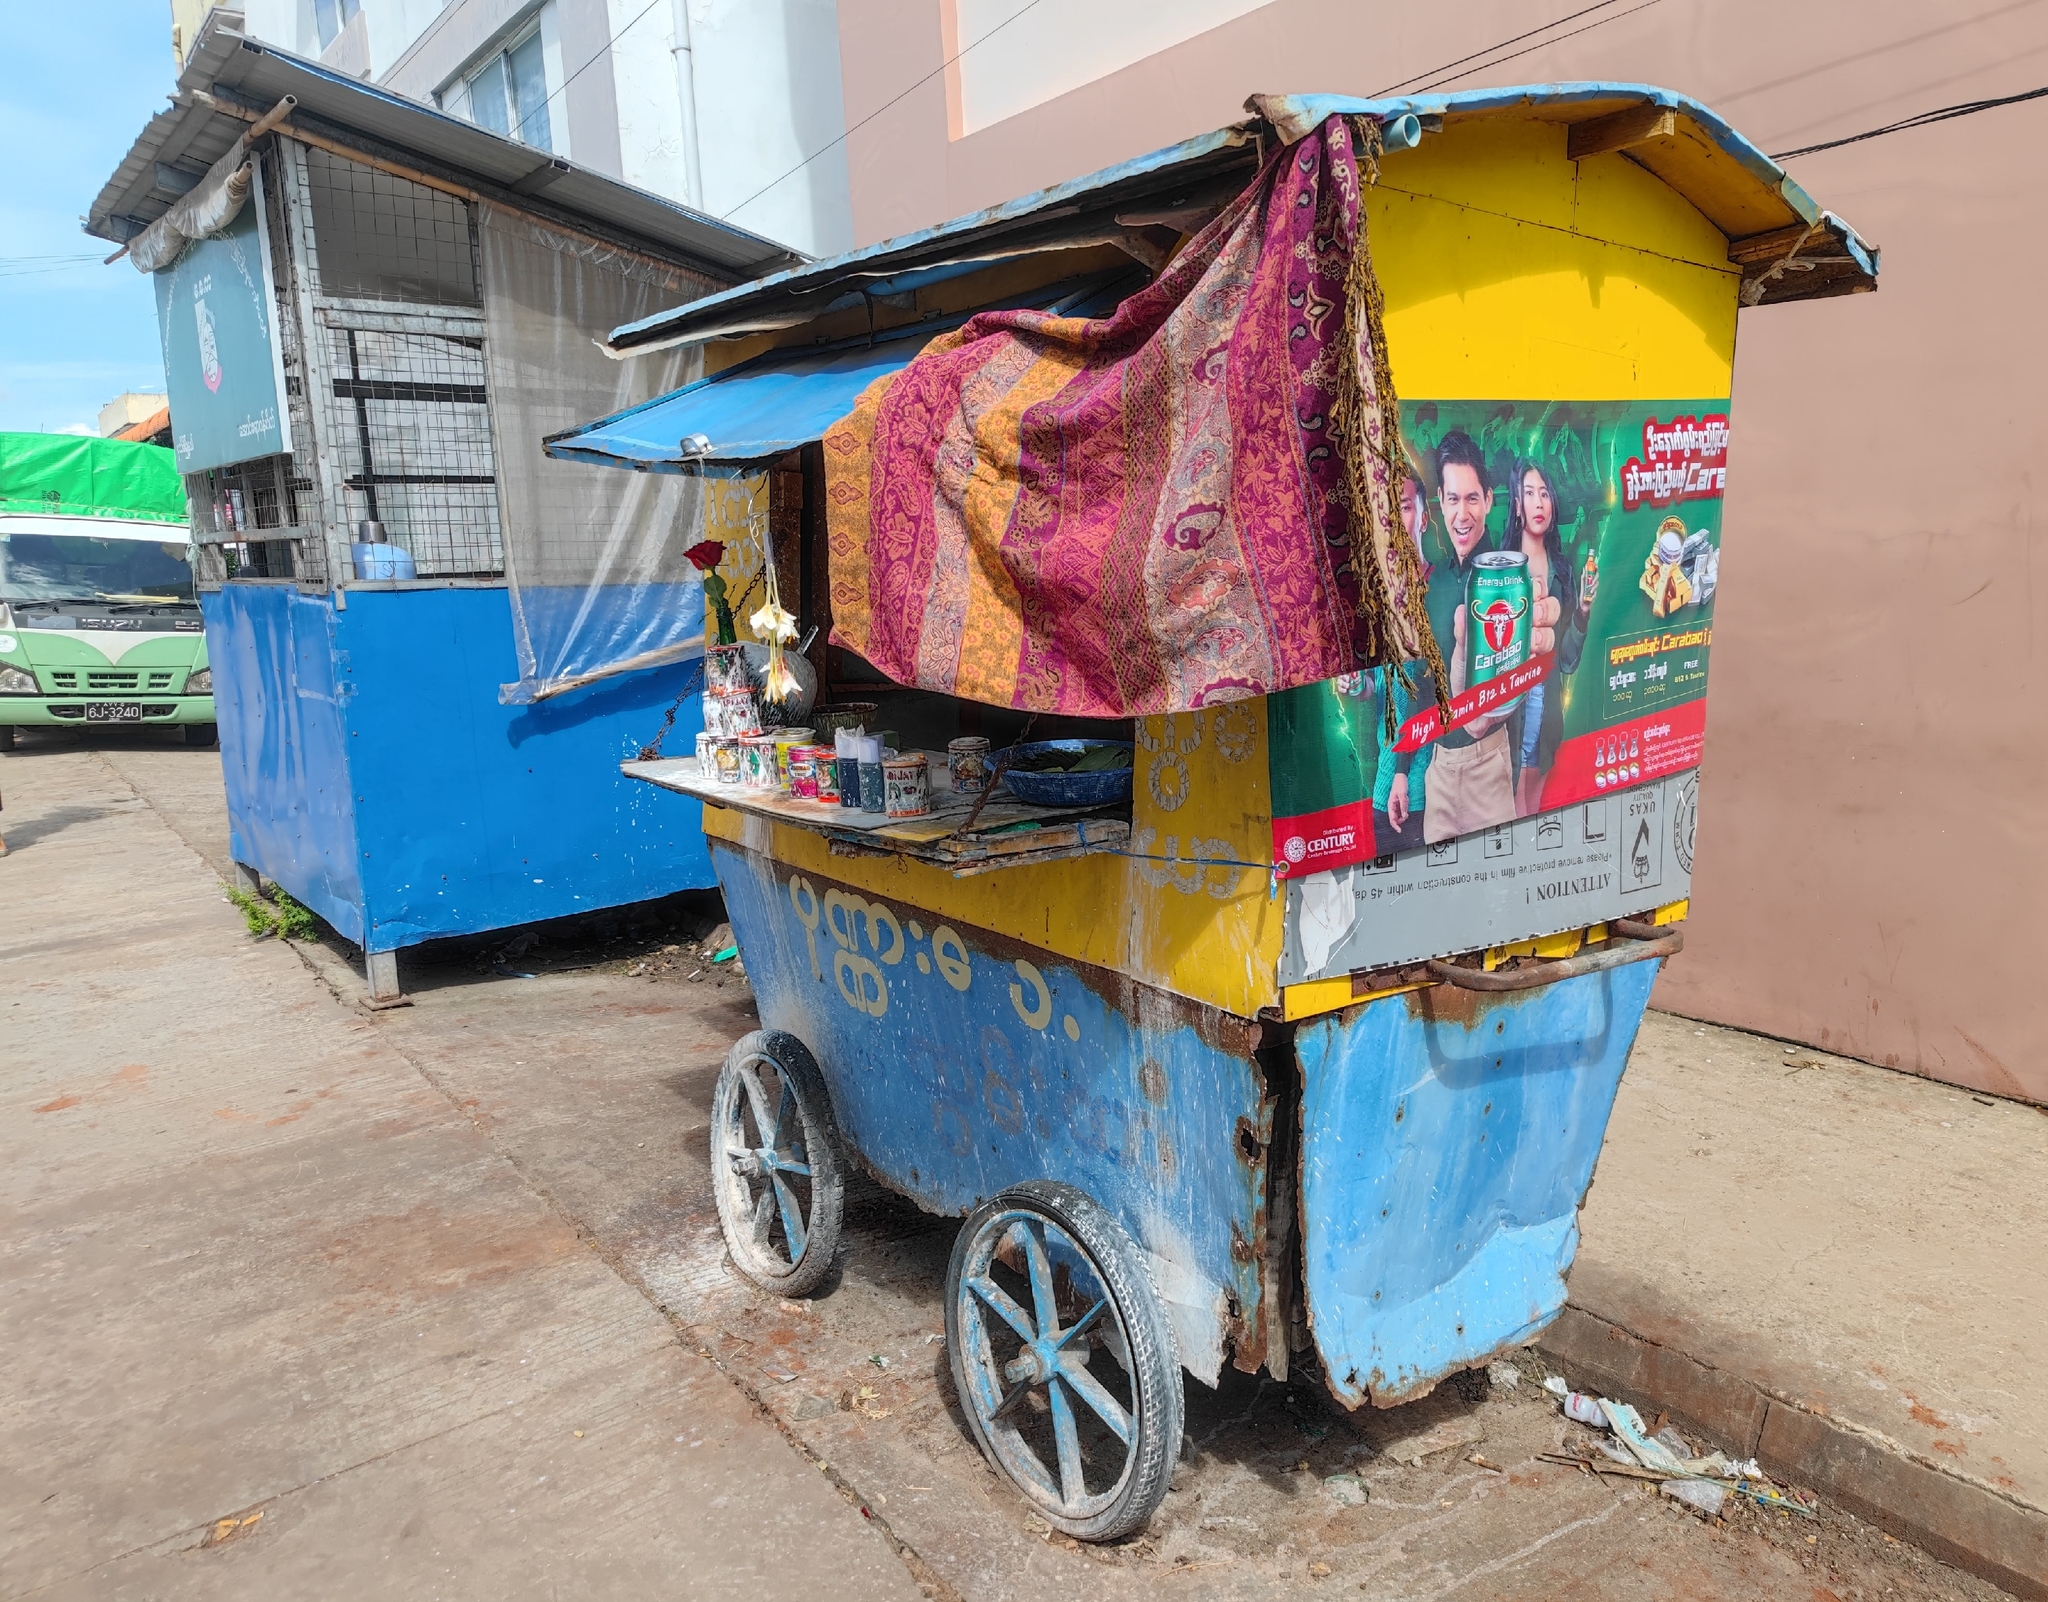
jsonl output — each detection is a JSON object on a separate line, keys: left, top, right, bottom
{"left": 0, "top": 665, "right": 36, "bottom": 694}
{"left": 185, "top": 668, "right": 213, "bottom": 694}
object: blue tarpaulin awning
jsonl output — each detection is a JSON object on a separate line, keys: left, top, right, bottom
{"left": 548, "top": 270, "right": 1138, "bottom": 474}
{"left": 543, "top": 332, "right": 931, "bottom": 475}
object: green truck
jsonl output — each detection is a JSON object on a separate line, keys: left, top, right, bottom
{"left": 0, "top": 431, "right": 214, "bottom": 750}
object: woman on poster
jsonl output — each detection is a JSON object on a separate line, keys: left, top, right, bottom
{"left": 1507, "top": 458, "right": 1597, "bottom": 814}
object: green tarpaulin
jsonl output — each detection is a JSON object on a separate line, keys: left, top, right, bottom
{"left": 0, "top": 431, "right": 186, "bottom": 524}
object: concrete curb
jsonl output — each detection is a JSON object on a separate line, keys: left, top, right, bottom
{"left": 1539, "top": 1303, "right": 2048, "bottom": 1599}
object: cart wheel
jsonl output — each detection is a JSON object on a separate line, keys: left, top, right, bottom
{"left": 710, "top": 1030, "right": 844, "bottom": 1297}
{"left": 945, "top": 1180, "right": 1182, "bottom": 1542}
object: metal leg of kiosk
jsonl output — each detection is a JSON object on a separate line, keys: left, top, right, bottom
{"left": 364, "top": 949, "right": 411, "bottom": 1010}
{"left": 232, "top": 861, "right": 261, "bottom": 895}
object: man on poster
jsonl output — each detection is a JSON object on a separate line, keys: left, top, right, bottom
{"left": 1387, "top": 431, "right": 1562, "bottom": 845}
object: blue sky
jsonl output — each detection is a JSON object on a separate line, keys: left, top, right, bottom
{"left": 1, "top": 2, "right": 178, "bottom": 434}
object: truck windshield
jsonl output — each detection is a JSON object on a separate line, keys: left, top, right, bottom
{"left": 0, "top": 532, "right": 196, "bottom": 604}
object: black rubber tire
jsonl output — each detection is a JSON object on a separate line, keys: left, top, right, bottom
{"left": 0, "top": 725, "right": 14, "bottom": 751}
{"left": 945, "top": 1179, "right": 1183, "bottom": 1543}
{"left": 183, "top": 723, "right": 219, "bottom": 748}
{"left": 709, "top": 1029, "right": 844, "bottom": 1297}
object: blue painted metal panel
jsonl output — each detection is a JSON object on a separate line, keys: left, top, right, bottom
{"left": 1295, "top": 961, "right": 1660, "bottom": 1407}
{"left": 208, "top": 582, "right": 716, "bottom": 953}
{"left": 205, "top": 584, "right": 365, "bottom": 944}
{"left": 711, "top": 838, "right": 1267, "bottom": 1384}
{"left": 333, "top": 586, "right": 715, "bottom": 950}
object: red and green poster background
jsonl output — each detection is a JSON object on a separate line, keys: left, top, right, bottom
{"left": 1269, "top": 397, "right": 1728, "bottom": 878}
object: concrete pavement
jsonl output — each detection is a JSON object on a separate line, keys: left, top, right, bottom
{"left": 0, "top": 739, "right": 922, "bottom": 1601}
{"left": 3, "top": 726, "right": 2035, "bottom": 1600}
{"left": 1548, "top": 1011, "right": 2048, "bottom": 1596}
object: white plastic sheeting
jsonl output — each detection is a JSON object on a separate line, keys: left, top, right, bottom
{"left": 129, "top": 136, "right": 254, "bottom": 273}
{"left": 480, "top": 207, "right": 717, "bottom": 703}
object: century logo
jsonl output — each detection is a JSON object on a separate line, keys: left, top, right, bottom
{"left": 1284, "top": 825, "right": 1357, "bottom": 865}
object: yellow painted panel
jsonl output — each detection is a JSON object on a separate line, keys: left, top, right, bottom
{"left": 1380, "top": 119, "right": 1583, "bottom": 237}
{"left": 1281, "top": 974, "right": 1354, "bottom": 1022}
{"left": 699, "top": 696, "right": 1283, "bottom": 1018}
{"left": 1281, "top": 976, "right": 1431, "bottom": 1024}
{"left": 1123, "top": 700, "right": 1283, "bottom": 1017}
{"left": 1372, "top": 121, "right": 1739, "bottom": 403}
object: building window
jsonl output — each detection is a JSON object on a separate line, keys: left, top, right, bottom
{"left": 460, "top": 17, "right": 555, "bottom": 153}
{"left": 314, "top": 0, "right": 361, "bottom": 51}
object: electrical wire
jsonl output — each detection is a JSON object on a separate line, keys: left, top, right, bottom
{"left": 1374, "top": 2, "right": 1625, "bottom": 95}
{"left": 717, "top": 0, "right": 1048, "bottom": 223}
{"left": 1402, "top": 0, "right": 1671, "bottom": 95}
{"left": 1773, "top": 81, "right": 2048, "bottom": 158}
{"left": 0, "top": 254, "right": 109, "bottom": 278}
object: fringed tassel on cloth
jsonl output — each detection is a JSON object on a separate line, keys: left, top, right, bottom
{"left": 1331, "top": 115, "right": 1453, "bottom": 739}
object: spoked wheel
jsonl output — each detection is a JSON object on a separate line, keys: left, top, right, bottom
{"left": 709, "top": 1030, "right": 844, "bottom": 1297}
{"left": 945, "top": 1180, "right": 1182, "bottom": 1542}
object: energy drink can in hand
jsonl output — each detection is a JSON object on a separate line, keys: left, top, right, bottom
{"left": 1467, "top": 550, "right": 1532, "bottom": 711}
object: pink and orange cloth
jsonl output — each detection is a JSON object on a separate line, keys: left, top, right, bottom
{"left": 823, "top": 114, "right": 1428, "bottom": 718}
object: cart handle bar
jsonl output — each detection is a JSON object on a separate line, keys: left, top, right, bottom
{"left": 1424, "top": 919, "right": 1682, "bottom": 993}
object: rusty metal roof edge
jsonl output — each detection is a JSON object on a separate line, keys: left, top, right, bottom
{"left": 604, "top": 123, "right": 1253, "bottom": 350}
{"left": 612, "top": 80, "right": 1880, "bottom": 351}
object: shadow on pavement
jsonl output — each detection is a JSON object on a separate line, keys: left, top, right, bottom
{"left": 0, "top": 802, "right": 131, "bottom": 853}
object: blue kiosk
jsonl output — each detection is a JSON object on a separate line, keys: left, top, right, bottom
{"left": 86, "top": 15, "right": 798, "bottom": 998}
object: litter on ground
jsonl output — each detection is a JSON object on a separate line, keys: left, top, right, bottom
{"left": 1540, "top": 1377, "right": 1819, "bottom": 1518}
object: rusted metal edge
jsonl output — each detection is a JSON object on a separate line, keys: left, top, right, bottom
{"left": 1427, "top": 922, "right": 1683, "bottom": 992}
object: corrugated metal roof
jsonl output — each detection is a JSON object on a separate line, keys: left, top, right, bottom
{"left": 85, "top": 10, "right": 800, "bottom": 283}
{"left": 606, "top": 81, "right": 1879, "bottom": 354}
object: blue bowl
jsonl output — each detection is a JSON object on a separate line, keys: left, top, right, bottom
{"left": 998, "top": 740, "right": 1134, "bottom": 808}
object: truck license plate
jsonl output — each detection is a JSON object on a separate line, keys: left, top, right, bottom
{"left": 85, "top": 702, "right": 142, "bottom": 723}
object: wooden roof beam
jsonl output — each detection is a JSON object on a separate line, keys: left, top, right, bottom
{"left": 1567, "top": 103, "right": 1679, "bottom": 161}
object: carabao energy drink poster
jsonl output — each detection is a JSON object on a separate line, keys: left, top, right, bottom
{"left": 1269, "top": 398, "right": 1726, "bottom": 878}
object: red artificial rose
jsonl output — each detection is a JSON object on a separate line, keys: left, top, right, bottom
{"left": 684, "top": 540, "right": 725, "bottom": 573}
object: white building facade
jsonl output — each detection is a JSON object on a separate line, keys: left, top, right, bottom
{"left": 208, "top": 0, "right": 853, "bottom": 258}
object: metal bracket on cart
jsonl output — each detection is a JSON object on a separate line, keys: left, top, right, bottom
{"left": 1426, "top": 918, "right": 1683, "bottom": 992}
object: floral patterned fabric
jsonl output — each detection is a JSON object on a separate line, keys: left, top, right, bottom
{"left": 823, "top": 115, "right": 1418, "bottom": 716}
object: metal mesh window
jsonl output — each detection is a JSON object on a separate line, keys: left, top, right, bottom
{"left": 193, "top": 540, "right": 296, "bottom": 584}
{"left": 322, "top": 321, "right": 501, "bottom": 575}
{"left": 191, "top": 454, "right": 301, "bottom": 534}
{"left": 289, "top": 142, "right": 504, "bottom": 578}
{"left": 302, "top": 144, "right": 480, "bottom": 307}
